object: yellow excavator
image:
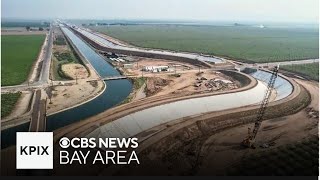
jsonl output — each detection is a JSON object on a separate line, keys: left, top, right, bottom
{"left": 242, "top": 65, "right": 279, "bottom": 148}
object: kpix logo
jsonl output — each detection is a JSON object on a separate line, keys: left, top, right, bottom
{"left": 16, "top": 132, "right": 53, "bottom": 169}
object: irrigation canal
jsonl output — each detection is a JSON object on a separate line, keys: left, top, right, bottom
{"left": 1, "top": 26, "right": 132, "bottom": 149}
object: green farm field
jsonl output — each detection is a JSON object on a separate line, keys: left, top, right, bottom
{"left": 281, "top": 63, "right": 319, "bottom": 81}
{"left": 1, "top": 35, "right": 45, "bottom": 86}
{"left": 91, "top": 25, "right": 319, "bottom": 63}
{"left": 1, "top": 93, "right": 21, "bottom": 118}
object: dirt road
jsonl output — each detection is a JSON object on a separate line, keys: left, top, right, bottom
{"left": 112, "top": 78, "right": 317, "bottom": 175}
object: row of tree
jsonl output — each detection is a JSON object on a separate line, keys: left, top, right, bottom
{"left": 25, "top": 26, "right": 46, "bottom": 31}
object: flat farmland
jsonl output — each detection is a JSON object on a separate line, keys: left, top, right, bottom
{"left": 1, "top": 35, "right": 45, "bottom": 86}
{"left": 92, "top": 25, "right": 319, "bottom": 63}
{"left": 281, "top": 62, "right": 319, "bottom": 81}
{"left": 1, "top": 93, "right": 21, "bottom": 118}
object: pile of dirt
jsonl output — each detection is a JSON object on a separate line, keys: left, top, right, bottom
{"left": 146, "top": 77, "right": 172, "bottom": 96}
{"left": 61, "top": 63, "right": 89, "bottom": 79}
{"left": 306, "top": 107, "right": 319, "bottom": 119}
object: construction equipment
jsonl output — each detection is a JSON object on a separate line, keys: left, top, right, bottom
{"left": 242, "top": 65, "right": 280, "bottom": 148}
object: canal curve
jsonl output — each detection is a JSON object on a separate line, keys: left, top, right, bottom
{"left": 1, "top": 26, "right": 132, "bottom": 149}
{"left": 86, "top": 81, "right": 267, "bottom": 139}
{"left": 70, "top": 25, "right": 295, "bottom": 142}
{"left": 248, "top": 70, "right": 293, "bottom": 100}
{"left": 87, "top": 71, "right": 294, "bottom": 140}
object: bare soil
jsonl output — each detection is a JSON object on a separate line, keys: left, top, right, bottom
{"left": 52, "top": 44, "right": 69, "bottom": 52}
{"left": 50, "top": 25, "right": 90, "bottom": 80}
{"left": 113, "top": 79, "right": 318, "bottom": 176}
{"left": 1, "top": 91, "right": 32, "bottom": 121}
{"left": 132, "top": 83, "right": 147, "bottom": 101}
{"left": 61, "top": 63, "right": 89, "bottom": 79}
{"left": 146, "top": 77, "right": 172, "bottom": 96}
{"left": 46, "top": 79, "right": 104, "bottom": 114}
{"left": 119, "top": 57, "right": 239, "bottom": 100}
{"left": 145, "top": 70, "right": 239, "bottom": 97}
{"left": 124, "top": 58, "right": 196, "bottom": 76}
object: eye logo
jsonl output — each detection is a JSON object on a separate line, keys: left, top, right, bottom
{"left": 59, "top": 137, "right": 70, "bottom": 148}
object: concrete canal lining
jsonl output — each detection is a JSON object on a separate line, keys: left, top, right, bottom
{"left": 70, "top": 26, "right": 222, "bottom": 67}
{"left": 86, "top": 80, "right": 268, "bottom": 139}
{"left": 86, "top": 68, "right": 295, "bottom": 140}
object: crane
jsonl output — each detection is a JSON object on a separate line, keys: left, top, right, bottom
{"left": 242, "top": 65, "right": 279, "bottom": 148}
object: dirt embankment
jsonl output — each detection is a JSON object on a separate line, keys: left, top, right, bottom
{"left": 123, "top": 58, "right": 196, "bottom": 76}
{"left": 57, "top": 77, "right": 311, "bottom": 176}
{"left": 93, "top": 30, "right": 132, "bottom": 47}
{"left": 45, "top": 26, "right": 104, "bottom": 115}
{"left": 51, "top": 26, "right": 90, "bottom": 81}
{"left": 46, "top": 80, "right": 104, "bottom": 114}
{"left": 1, "top": 91, "right": 33, "bottom": 122}
{"left": 118, "top": 57, "right": 239, "bottom": 103}
{"left": 61, "top": 63, "right": 89, "bottom": 79}
{"left": 1, "top": 71, "right": 257, "bottom": 176}
{"left": 70, "top": 28, "right": 212, "bottom": 68}
{"left": 52, "top": 70, "right": 256, "bottom": 143}
{"left": 144, "top": 71, "right": 240, "bottom": 97}
{"left": 109, "top": 79, "right": 313, "bottom": 176}
{"left": 146, "top": 77, "right": 172, "bottom": 96}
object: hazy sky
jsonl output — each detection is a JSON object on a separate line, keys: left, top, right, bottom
{"left": 2, "top": 0, "right": 319, "bottom": 23}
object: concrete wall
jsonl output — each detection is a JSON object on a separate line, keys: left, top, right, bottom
{"left": 219, "top": 70, "right": 251, "bottom": 87}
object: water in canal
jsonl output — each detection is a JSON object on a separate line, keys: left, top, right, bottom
{"left": 248, "top": 70, "right": 293, "bottom": 100}
{"left": 1, "top": 26, "right": 132, "bottom": 149}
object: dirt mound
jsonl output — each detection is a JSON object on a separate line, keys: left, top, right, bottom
{"left": 146, "top": 77, "right": 172, "bottom": 96}
{"left": 61, "top": 63, "right": 89, "bottom": 79}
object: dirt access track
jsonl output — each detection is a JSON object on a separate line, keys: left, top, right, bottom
{"left": 47, "top": 67, "right": 312, "bottom": 175}
{"left": 70, "top": 27, "right": 213, "bottom": 68}
{"left": 53, "top": 69, "right": 300, "bottom": 143}
{"left": 109, "top": 78, "right": 315, "bottom": 176}
{"left": 46, "top": 25, "right": 104, "bottom": 115}
{"left": 53, "top": 70, "right": 255, "bottom": 140}
{"left": 88, "top": 74, "right": 309, "bottom": 176}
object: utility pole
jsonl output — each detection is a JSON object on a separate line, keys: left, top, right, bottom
{"left": 49, "top": 81, "right": 53, "bottom": 104}
{"left": 49, "top": 95, "right": 52, "bottom": 104}
{"left": 44, "top": 97, "right": 48, "bottom": 131}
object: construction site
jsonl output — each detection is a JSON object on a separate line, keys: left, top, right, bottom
{"left": 105, "top": 56, "right": 240, "bottom": 99}
{"left": 50, "top": 24, "right": 318, "bottom": 175}
{"left": 1, "top": 21, "right": 318, "bottom": 176}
